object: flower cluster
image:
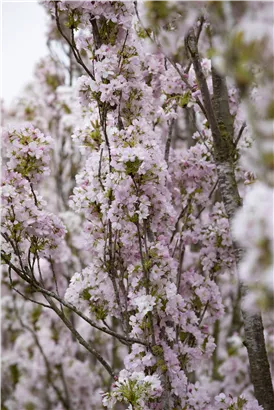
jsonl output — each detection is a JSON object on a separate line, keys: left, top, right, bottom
{"left": 3, "top": 125, "right": 53, "bottom": 182}
{"left": 102, "top": 370, "right": 162, "bottom": 410}
{"left": 1, "top": 125, "right": 66, "bottom": 260}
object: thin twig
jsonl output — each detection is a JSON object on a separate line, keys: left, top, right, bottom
{"left": 234, "top": 122, "right": 246, "bottom": 147}
{"left": 170, "top": 200, "right": 191, "bottom": 244}
{"left": 98, "top": 148, "right": 105, "bottom": 191}
{"left": 196, "top": 129, "right": 214, "bottom": 155}
{"left": 165, "top": 118, "right": 175, "bottom": 164}
{"left": 49, "top": 257, "right": 64, "bottom": 313}
{"left": 196, "top": 178, "right": 219, "bottom": 218}
{"left": 184, "top": 16, "right": 205, "bottom": 74}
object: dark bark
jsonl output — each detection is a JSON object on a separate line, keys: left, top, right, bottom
{"left": 242, "top": 309, "right": 274, "bottom": 410}
{"left": 165, "top": 118, "right": 175, "bottom": 163}
{"left": 186, "top": 28, "right": 274, "bottom": 410}
{"left": 185, "top": 107, "right": 197, "bottom": 147}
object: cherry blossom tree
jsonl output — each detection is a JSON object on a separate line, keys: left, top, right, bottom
{"left": 1, "top": 2, "right": 273, "bottom": 410}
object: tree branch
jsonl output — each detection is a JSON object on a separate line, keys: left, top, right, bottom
{"left": 1, "top": 251, "right": 148, "bottom": 348}
{"left": 165, "top": 118, "right": 175, "bottom": 164}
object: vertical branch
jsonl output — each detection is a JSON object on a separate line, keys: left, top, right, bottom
{"left": 68, "top": 46, "right": 73, "bottom": 86}
{"left": 89, "top": 14, "right": 102, "bottom": 50}
{"left": 132, "top": 178, "right": 156, "bottom": 346}
{"left": 135, "top": 218, "right": 156, "bottom": 346}
{"left": 165, "top": 118, "right": 175, "bottom": 164}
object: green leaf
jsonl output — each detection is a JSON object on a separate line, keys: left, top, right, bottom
{"left": 124, "top": 158, "right": 143, "bottom": 176}
{"left": 179, "top": 91, "right": 191, "bottom": 108}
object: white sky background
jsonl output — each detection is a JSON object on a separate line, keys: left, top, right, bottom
{"left": 2, "top": 1, "right": 48, "bottom": 106}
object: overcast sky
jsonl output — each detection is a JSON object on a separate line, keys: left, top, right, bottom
{"left": 2, "top": 1, "right": 48, "bottom": 106}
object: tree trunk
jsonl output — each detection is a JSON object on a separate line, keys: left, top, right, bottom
{"left": 186, "top": 28, "right": 274, "bottom": 410}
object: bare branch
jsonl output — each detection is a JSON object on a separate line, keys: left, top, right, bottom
{"left": 165, "top": 118, "right": 175, "bottom": 164}
{"left": 234, "top": 122, "right": 247, "bottom": 147}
